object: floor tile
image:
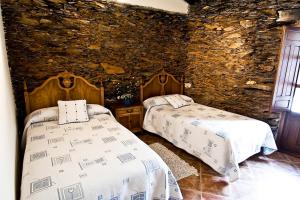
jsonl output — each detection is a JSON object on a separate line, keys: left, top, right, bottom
{"left": 229, "top": 179, "right": 257, "bottom": 199}
{"left": 201, "top": 163, "right": 220, "bottom": 176}
{"left": 178, "top": 175, "right": 201, "bottom": 190}
{"left": 270, "top": 160, "right": 299, "bottom": 176}
{"left": 139, "top": 133, "right": 300, "bottom": 200}
{"left": 202, "top": 192, "right": 229, "bottom": 200}
{"left": 292, "top": 162, "right": 300, "bottom": 175}
{"left": 262, "top": 151, "right": 289, "bottom": 162}
{"left": 191, "top": 192, "right": 202, "bottom": 200}
{"left": 236, "top": 162, "right": 254, "bottom": 181}
{"left": 284, "top": 153, "right": 300, "bottom": 163}
{"left": 181, "top": 189, "right": 202, "bottom": 200}
{"left": 201, "top": 174, "right": 231, "bottom": 196}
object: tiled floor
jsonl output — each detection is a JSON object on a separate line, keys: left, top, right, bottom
{"left": 138, "top": 132, "right": 300, "bottom": 200}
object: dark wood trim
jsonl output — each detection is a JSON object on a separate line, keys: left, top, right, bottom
{"left": 279, "top": 112, "right": 300, "bottom": 153}
{"left": 271, "top": 26, "right": 300, "bottom": 112}
{"left": 270, "top": 27, "right": 287, "bottom": 112}
{"left": 276, "top": 112, "right": 287, "bottom": 148}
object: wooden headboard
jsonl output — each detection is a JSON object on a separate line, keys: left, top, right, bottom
{"left": 24, "top": 71, "right": 104, "bottom": 115}
{"left": 140, "top": 69, "right": 184, "bottom": 102}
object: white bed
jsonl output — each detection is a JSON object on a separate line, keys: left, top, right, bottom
{"left": 143, "top": 101, "right": 278, "bottom": 181}
{"left": 140, "top": 70, "right": 277, "bottom": 182}
{"left": 21, "top": 106, "right": 182, "bottom": 200}
{"left": 21, "top": 72, "right": 182, "bottom": 200}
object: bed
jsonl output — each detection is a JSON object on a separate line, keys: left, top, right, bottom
{"left": 21, "top": 71, "right": 182, "bottom": 200}
{"left": 140, "top": 69, "right": 278, "bottom": 181}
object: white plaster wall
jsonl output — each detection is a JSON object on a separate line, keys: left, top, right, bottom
{"left": 0, "top": 8, "right": 18, "bottom": 200}
{"left": 111, "top": 0, "right": 189, "bottom": 14}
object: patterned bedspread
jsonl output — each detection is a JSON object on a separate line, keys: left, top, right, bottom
{"left": 143, "top": 103, "right": 277, "bottom": 181}
{"left": 21, "top": 112, "right": 182, "bottom": 200}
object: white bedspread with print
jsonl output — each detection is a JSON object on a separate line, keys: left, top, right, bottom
{"left": 21, "top": 107, "right": 182, "bottom": 200}
{"left": 143, "top": 103, "right": 277, "bottom": 181}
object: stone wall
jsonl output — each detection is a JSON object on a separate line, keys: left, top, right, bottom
{"left": 185, "top": 0, "right": 300, "bottom": 133}
{"left": 2, "top": 0, "right": 300, "bottom": 134}
{"left": 1, "top": 0, "right": 187, "bottom": 123}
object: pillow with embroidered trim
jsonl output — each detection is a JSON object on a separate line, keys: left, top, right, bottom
{"left": 87, "top": 104, "right": 111, "bottom": 116}
{"left": 24, "top": 106, "right": 58, "bottom": 126}
{"left": 58, "top": 100, "right": 89, "bottom": 124}
{"left": 143, "top": 96, "right": 169, "bottom": 109}
{"left": 164, "top": 94, "right": 190, "bottom": 109}
{"left": 180, "top": 95, "right": 194, "bottom": 103}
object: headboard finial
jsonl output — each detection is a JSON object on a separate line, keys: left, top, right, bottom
{"left": 96, "top": 72, "right": 104, "bottom": 87}
{"left": 24, "top": 80, "right": 28, "bottom": 91}
{"left": 140, "top": 77, "right": 144, "bottom": 85}
{"left": 60, "top": 70, "right": 71, "bottom": 77}
{"left": 159, "top": 67, "right": 165, "bottom": 73}
{"left": 59, "top": 71, "right": 73, "bottom": 88}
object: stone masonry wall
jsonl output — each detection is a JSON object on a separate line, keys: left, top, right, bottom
{"left": 1, "top": 0, "right": 300, "bottom": 134}
{"left": 185, "top": 0, "right": 300, "bottom": 133}
{"left": 1, "top": 0, "right": 188, "bottom": 123}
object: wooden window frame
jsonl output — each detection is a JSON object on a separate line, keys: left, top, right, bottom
{"left": 271, "top": 26, "right": 300, "bottom": 112}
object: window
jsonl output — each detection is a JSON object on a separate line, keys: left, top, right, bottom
{"left": 291, "top": 73, "right": 300, "bottom": 112}
{"left": 272, "top": 27, "right": 300, "bottom": 112}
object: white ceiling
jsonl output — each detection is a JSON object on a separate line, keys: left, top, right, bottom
{"left": 110, "top": 0, "right": 189, "bottom": 14}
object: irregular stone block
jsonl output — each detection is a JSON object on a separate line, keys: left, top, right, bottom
{"left": 226, "top": 33, "right": 241, "bottom": 39}
{"left": 244, "top": 84, "right": 273, "bottom": 92}
{"left": 224, "top": 26, "right": 235, "bottom": 32}
{"left": 259, "top": 65, "right": 275, "bottom": 72}
{"left": 204, "top": 23, "right": 222, "bottom": 30}
{"left": 87, "top": 63, "right": 99, "bottom": 69}
{"left": 229, "top": 41, "right": 244, "bottom": 49}
{"left": 66, "top": 48, "right": 83, "bottom": 55}
{"left": 33, "top": 0, "right": 48, "bottom": 7}
{"left": 48, "top": 0, "right": 66, "bottom": 4}
{"left": 240, "top": 20, "right": 255, "bottom": 28}
{"left": 19, "top": 14, "right": 39, "bottom": 26}
{"left": 277, "top": 9, "right": 300, "bottom": 22}
{"left": 40, "top": 19, "right": 52, "bottom": 24}
{"left": 101, "top": 63, "right": 125, "bottom": 74}
{"left": 88, "top": 44, "right": 100, "bottom": 50}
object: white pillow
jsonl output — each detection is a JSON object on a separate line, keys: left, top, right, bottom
{"left": 87, "top": 104, "right": 110, "bottom": 116}
{"left": 58, "top": 100, "right": 89, "bottom": 124}
{"left": 143, "top": 96, "right": 169, "bottom": 109}
{"left": 180, "top": 95, "right": 194, "bottom": 103}
{"left": 164, "top": 94, "right": 190, "bottom": 109}
{"left": 24, "top": 106, "right": 59, "bottom": 125}
{"left": 143, "top": 94, "right": 194, "bottom": 109}
{"left": 25, "top": 104, "right": 110, "bottom": 125}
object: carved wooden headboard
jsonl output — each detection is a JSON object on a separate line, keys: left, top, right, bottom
{"left": 24, "top": 71, "right": 104, "bottom": 115}
{"left": 140, "top": 69, "right": 184, "bottom": 102}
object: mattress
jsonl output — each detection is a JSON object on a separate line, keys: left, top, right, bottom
{"left": 21, "top": 109, "right": 182, "bottom": 200}
{"left": 143, "top": 103, "right": 277, "bottom": 181}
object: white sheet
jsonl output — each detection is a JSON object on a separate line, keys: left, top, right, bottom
{"left": 21, "top": 112, "right": 182, "bottom": 200}
{"left": 143, "top": 103, "right": 277, "bottom": 181}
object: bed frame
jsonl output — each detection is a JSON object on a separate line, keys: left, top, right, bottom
{"left": 140, "top": 69, "right": 184, "bottom": 102}
{"left": 24, "top": 71, "right": 104, "bottom": 115}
